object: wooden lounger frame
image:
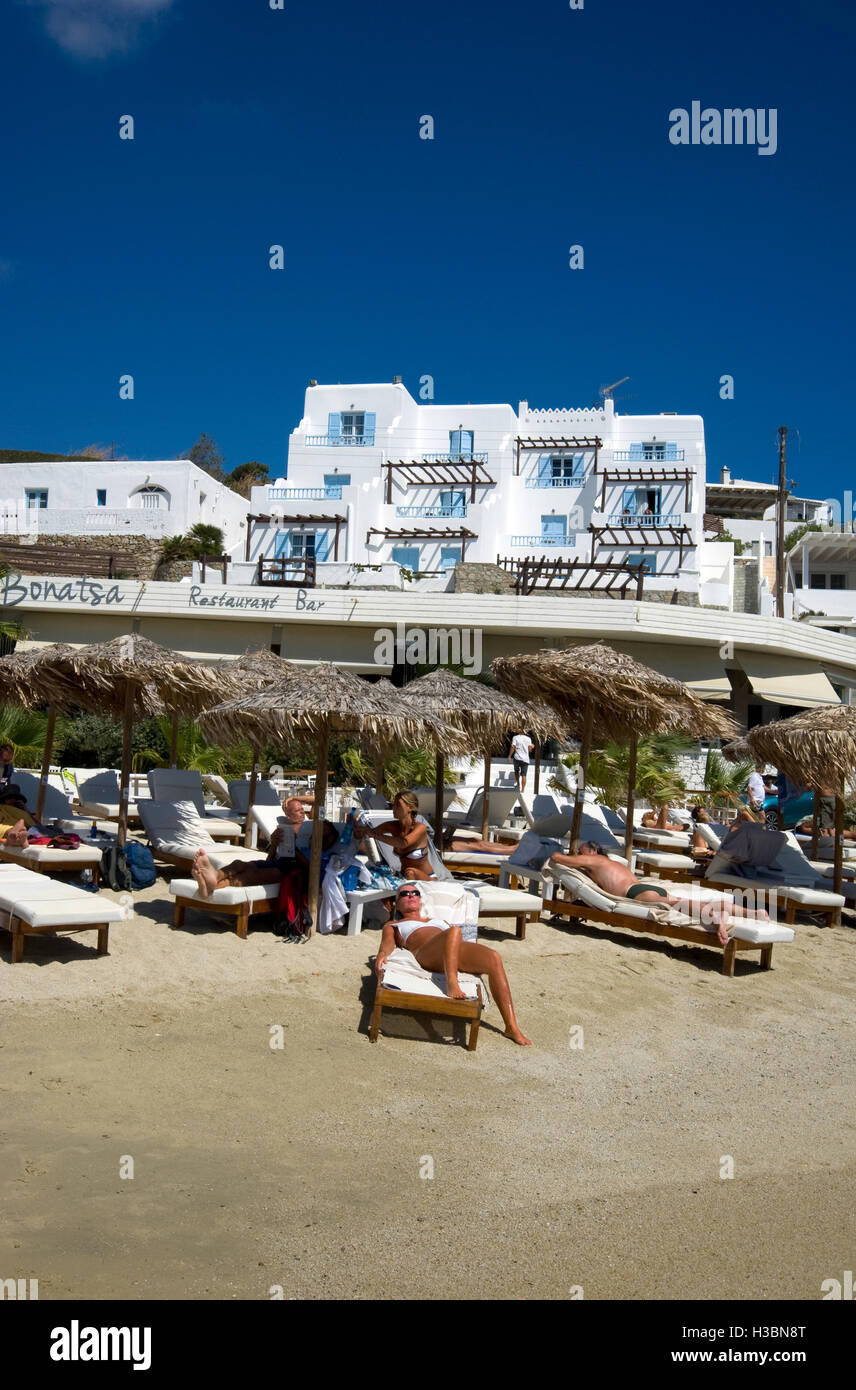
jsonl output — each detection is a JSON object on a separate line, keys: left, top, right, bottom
{"left": 703, "top": 875, "right": 838, "bottom": 929}
{"left": 2, "top": 915, "right": 110, "bottom": 963}
{"left": 172, "top": 893, "right": 276, "bottom": 940}
{"left": 369, "top": 983, "right": 482, "bottom": 1050}
{"left": 0, "top": 846, "right": 101, "bottom": 885}
{"left": 545, "top": 894, "right": 776, "bottom": 976}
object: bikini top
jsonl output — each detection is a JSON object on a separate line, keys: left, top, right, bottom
{"left": 395, "top": 916, "right": 450, "bottom": 944}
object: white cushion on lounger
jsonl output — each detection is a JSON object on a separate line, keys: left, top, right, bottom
{"left": 444, "top": 850, "right": 509, "bottom": 866}
{"left": 694, "top": 822, "right": 721, "bottom": 850}
{"left": 703, "top": 870, "right": 844, "bottom": 908}
{"left": 10, "top": 897, "right": 125, "bottom": 929}
{"left": 138, "top": 799, "right": 237, "bottom": 851}
{"left": 168, "top": 877, "right": 280, "bottom": 906}
{"left": 0, "top": 844, "right": 102, "bottom": 867}
{"left": 635, "top": 850, "right": 696, "bottom": 870}
{"left": 465, "top": 884, "right": 540, "bottom": 916}
{"left": 58, "top": 817, "right": 118, "bottom": 836}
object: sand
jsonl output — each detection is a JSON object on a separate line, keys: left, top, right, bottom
{"left": 2, "top": 877, "right": 855, "bottom": 1301}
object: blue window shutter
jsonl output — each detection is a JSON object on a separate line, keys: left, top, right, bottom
{"left": 327, "top": 412, "right": 341, "bottom": 440}
{"left": 629, "top": 443, "right": 643, "bottom": 462}
{"left": 315, "top": 531, "right": 329, "bottom": 562}
{"left": 440, "top": 546, "right": 461, "bottom": 570}
{"left": 572, "top": 453, "right": 585, "bottom": 479}
{"left": 274, "top": 531, "right": 291, "bottom": 559}
{"left": 622, "top": 488, "right": 638, "bottom": 514}
{"left": 450, "top": 430, "right": 460, "bottom": 455}
{"left": 541, "top": 515, "right": 567, "bottom": 540}
{"left": 538, "top": 455, "right": 552, "bottom": 483}
{"left": 363, "top": 412, "right": 376, "bottom": 444}
{"left": 664, "top": 442, "right": 677, "bottom": 460}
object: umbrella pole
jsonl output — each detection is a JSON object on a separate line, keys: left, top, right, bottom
{"left": 36, "top": 704, "right": 57, "bottom": 822}
{"left": 833, "top": 793, "right": 844, "bottom": 926}
{"left": 570, "top": 700, "right": 594, "bottom": 853}
{"left": 810, "top": 790, "right": 820, "bottom": 860}
{"left": 481, "top": 747, "right": 491, "bottom": 840}
{"left": 434, "top": 752, "right": 445, "bottom": 853}
{"left": 169, "top": 712, "right": 179, "bottom": 768}
{"left": 306, "top": 724, "right": 330, "bottom": 937}
{"left": 242, "top": 747, "right": 260, "bottom": 848}
{"left": 117, "top": 683, "right": 134, "bottom": 849}
{"left": 533, "top": 740, "right": 541, "bottom": 794}
{"left": 624, "top": 732, "right": 638, "bottom": 865}
{"left": 374, "top": 757, "right": 385, "bottom": 801}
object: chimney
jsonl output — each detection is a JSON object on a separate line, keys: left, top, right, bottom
{"left": 720, "top": 466, "right": 731, "bottom": 485}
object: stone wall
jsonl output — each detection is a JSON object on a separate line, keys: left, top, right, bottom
{"left": 453, "top": 562, "right": 516, "bottom": 594}
{"left": 0, "top": 534, "right": 191, "bottom": 581}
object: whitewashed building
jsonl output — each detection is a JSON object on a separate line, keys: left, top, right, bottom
{"left": 0, "top": 459, "right": 248, "bottom": 548}
{"left": 242, "top": 381, "right": 709, "bottom": 601}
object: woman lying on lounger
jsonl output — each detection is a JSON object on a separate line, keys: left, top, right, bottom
{"left": 353, "top": 791, "right": 435, "bottom": 880}
{"left": 375, "top": 883, "right": 531, "bottom": 1046}
{"left": 549, "top": 842, "right": 770, "bottom": 947}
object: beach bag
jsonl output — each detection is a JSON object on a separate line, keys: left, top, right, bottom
{"left": 101, "top": 845, "right": 133, "bottom": 892}
{"left": 48, "top": 833, "right": 81, "bottom": 850}
{"left": 124, "top": 840, "right": 156, "bottom": 889}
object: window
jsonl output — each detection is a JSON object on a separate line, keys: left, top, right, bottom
{"left": 450, "top": 430, "right": 474, "bottom": 458}
{"left": 440, "top": 546, "right": 462, "bottom": 571}
{"left": 327, "top": 411, "right": 375, "bottom": 444}
{"left": 810, "top": 573, "right": 827, "bottom": 589}
{"left": 438, "top": 489, "right": 466, "bottom": 516}
{"left": 392, "top": 546, "right": 420, "bottom": 571}
{"left": 323, "top": 474, "right": 349, "bottom": 491}
{"left": 627, "top": 553, "right": 657, "bottom": 575}
{"left": 26, "top": 490, "right": 48, "bottom": 509}
{"left": 550, "top": 454, "right": 585, "bottom": 482}
{"left": 541, "top": 515, "right": 567, "bottom": 544}
{"left": 642, "top": 442, "right": 666, "bottom": 461}
{"left": 764, "top": 541, "right": 773, "bottom": 557}
{"left": 831, "top": 574, "right": 846, "bottom": 590}
{"left": 96, "top": 489, "right": 107, "bottom": 507}
{"left": 135, "top": 486, "right": 169, "bottom": 511}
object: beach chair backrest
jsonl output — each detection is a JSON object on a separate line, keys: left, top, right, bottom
{"left": 203, "top": 774, "right": 231, "bottom": 806}
{"left": 531, "top": 793, "right": 562, "bottom": 821}
{"left": 10, "top": 770, "right": 72, "bottom": 821}
{"left": 463, "top": 787, "right": 520, "bottom": 829}
{"left": 248, "top": 804, "right": 282, "bottom": 846}
{"left": 148, "top": 769, "right": 206, "bottom": 816}
{"left": 694, "top": 821, "right": 721, "bottom": 850}
{"left": 137, "top": 797, "right": 212, "bottom": 849}
{"left": 417, "top": 880, "right": 479, "bottom": 930}
{"left": 356, "top": 786, "right": 390, "bottom": 810}
{"left": 77, "top": 770, "right": 121, "bottom": 804}
{"left": 228, "top": 779, "right": 282, "bottom": 813}
{"left": 406, "top": 785, "right": 457, "bottom": 815}
{"left": 577, "top": 807, "right": 622, "bottom": 852}
{"left": 598, "top": 804, "right": 626, "bottom": 834}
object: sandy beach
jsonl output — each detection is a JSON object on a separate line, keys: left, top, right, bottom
{"left": 2, "top": 879, "right": 855, "bottom": 1302}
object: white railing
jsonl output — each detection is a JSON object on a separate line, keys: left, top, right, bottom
{"left": 21, "top": 508, "right": 169, "bottom": 536}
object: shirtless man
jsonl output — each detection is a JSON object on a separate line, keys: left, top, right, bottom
{"left": 375, "top": 883, "right": 531, "bottom": 1045}
{"left": 640, "top": 806, "right": 685, "bottom": 831}
{"left": 548, "top": 841, "right": 769, "bottom": 946}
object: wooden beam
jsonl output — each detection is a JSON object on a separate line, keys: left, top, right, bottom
{"left": 570, "top": 700, "right": 594, "bottom": 853}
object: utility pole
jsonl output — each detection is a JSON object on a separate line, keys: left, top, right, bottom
{"left": 775, "top": 425, "right": 788, "bottom": 618}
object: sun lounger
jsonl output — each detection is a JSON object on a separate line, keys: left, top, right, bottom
{"left": 0, "top": 837, "right": 105, "bottom": 882}
{"left": 545, "top": 864, "right": 795, "bottom": 975}
{"left": 577, "top": 806, "right": 698, "bottom": 880}
{"left": 227, "top": 779, "right": 283, "bottom": 814}
{"left": 147, "top": 770, "right": 243, "bottom": 830}
{"left": 75, "top": 770, "right": 140, "bottom": 822}
{"left": 442, "top": 788, "right": 521, "bottom": 839}
{"left": 370, "top": 881, "right": 485, "bottom": 1049}
{"left": 137, "top": 799, "right": 257, "bottom": 869}
{"left": 0, "top": 863, "right": 126, "bottom": 962}
{"left": 702, "top": 829, "right": 847, "bottom": 927}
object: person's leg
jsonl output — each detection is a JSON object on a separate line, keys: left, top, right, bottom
{"left": 192, "top": 849, "right": 281, "bottom": 900}
{"left": 415, "top": 924, "right": 465, "bottom": 998}
{"left": 414, "top": 933, "right": 530, "bottom": 1044}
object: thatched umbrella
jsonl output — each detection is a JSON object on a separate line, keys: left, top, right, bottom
{"left": 0, "top": 643, "right": 93, "bottom": 820}
{"left": 493, "top": 644, "right": 739, "bottom": 857}
{"left": 722, "top": 737, "right": 753, "bottom": 764}
{"left": 745, "top": 706, "right": 856, "bottom": 912}
{"left": 396, "top": 669, "right": 567, "bottom": 847}
{"left": 200, "top": 663, "right": 467, "bottom": 934}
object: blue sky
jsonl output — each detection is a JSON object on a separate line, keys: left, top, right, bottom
{"left": 1, "top": 0, "right": 853, "bottom": 498}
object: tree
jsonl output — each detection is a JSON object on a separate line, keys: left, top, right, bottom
{"left": 187, "top": 523, "right": 224, "bottom": 557}
{"left": 227, "top": 461, "right": 269, "bottom": 498}
{"left": 784, "top": 522, "right": 826, "bottom": 553}
{"left": 184, "top": 432, "right": 225, "bottom": 481}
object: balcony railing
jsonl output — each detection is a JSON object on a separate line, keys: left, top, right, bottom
{"left": 510, "top": 535, "right": 573, "bottom": 547}
{"left": 607, "top": 513, "right": 681, "bottom": 527}
{"left": 305, "top": 433, "right": 375, "bottom": 447}
{"left": 395, "top": 504, "right": 468, "bottom": 519}
{"left": 267, "top": 487, "right": 342, "bottom": 500}
{"left": 525, "top": 476, "right": 585, "bottom": 488}
{"left": 613, "top": 448, "right": 685, "bottom": 462}
{"left": 421, "top": 452, "right": 488, "bottom": 464}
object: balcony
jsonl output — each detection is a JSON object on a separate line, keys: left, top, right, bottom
{"left": 607, "top": 513, "right": 681, "bottom": 527}
{"left": 509, "top": 535, "right": 574, "bottom": 548}
{"left": 267, "top": 487, "right": 342, "bottom": 501}
{"left": 613, "top": 448, "right": 685, "bottom": 462}
{"left": 525, "top": 476, "right": 585, "bottom": 489}
{"left": 304, "top": 433, "right": 375, "bottom": 447}
{"left": 421, "top": 452, "right": 488, "bottom": 465}
{"left": 395, "top": 504, "right": 468, "bottom": 519}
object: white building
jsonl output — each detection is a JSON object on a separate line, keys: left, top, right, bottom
{"left": 241, "top": 381, "right": 709, "bottom": 601}
{"left": 0, "top": 459, "right": 248, "bottom": 549}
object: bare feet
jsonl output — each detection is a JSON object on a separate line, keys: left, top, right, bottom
{"left": 504, "top": 1027, "right": 532, "bottom": 1046}
{"left": 4, "top": 820, "right": 29, "bottom": 848}
{"left": 446, "top": 978, "right": 468, "bottom": 1000}
{"left": 192, "top": 849, "right": 220, "bottom": 899}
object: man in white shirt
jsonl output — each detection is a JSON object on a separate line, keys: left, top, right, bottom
{"left": 510, "top": 732, "right": 534, "bottom": 791}
{"left": 747, "top": 768, "right": 766, "bottom": 812}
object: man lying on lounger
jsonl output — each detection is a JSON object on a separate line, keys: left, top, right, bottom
{"left": 640, "top": 807, "right": 685, "bottom": 831}
{"left": 547, "top": 841, "right": 769, "bottom": 946}
{"left": 191, "top": 797, "right": 338, "bottom": 904}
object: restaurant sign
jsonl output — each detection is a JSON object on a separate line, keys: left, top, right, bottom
{"left": 1, "top": 571, "right": 328, "bottom": 615}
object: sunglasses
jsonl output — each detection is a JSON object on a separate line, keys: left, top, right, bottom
{"left": 397, "top": 888, "right": 420, "bottom": 898}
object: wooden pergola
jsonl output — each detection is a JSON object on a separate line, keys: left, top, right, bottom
{"left": 244, "top": 512, "right": 347, "bottom": 562}
{"left": 496, "top": 554, "right": 646, "bottom": 598}
{"left": 589, "top": 522, "right": 695, "bottom": 566}
{"left": 366, "top": 526, "right": 478, "bottom": 560}
{"left": 384, "top": 458, "right": 495, "bottom": 504}
{"left": 594, "top": 467, "right": 694, "bottom": 511}
{"left": 514, "top": 435, "right": 601, "bottom": 476}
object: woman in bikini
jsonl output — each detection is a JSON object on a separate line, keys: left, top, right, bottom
{"left": 375, "top": 883, "right": 531, "bottom": 1045}
{"left": 354, "top": 791, "right": 435, "bottom": 879}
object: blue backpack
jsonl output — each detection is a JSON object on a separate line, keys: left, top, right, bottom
{"left": 124, "top": 840, "right": 157, "bottom": 889}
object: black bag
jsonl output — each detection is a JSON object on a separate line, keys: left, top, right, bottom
{"left": 101, "top": 845, "right": 133, "bottom": 892}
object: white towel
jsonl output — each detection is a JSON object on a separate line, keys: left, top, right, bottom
{"left": 380, "top": 947, "right": 489, "bottom": 1007}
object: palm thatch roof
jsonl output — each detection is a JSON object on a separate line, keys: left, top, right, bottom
{"left": 0, "top": 644, "right": 82, "bottom": 710}
{"left": 744, "top": 706, "right": 856, "bottom": 792}
{"left": 395, "top": 668, "right": 568, "bottom": 751}
{"left": 200, "top": 662, "right": 469, "bottom": 755}
{"left": 491, "top": 643, "right": 739, "bottom": 742}
{"left": 722, "top": 737, "right": 753, "bottom": 764}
